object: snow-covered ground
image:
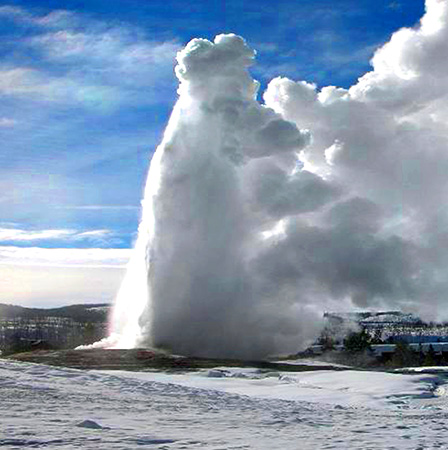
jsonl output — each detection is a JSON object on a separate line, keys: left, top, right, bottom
{"left": 2, "top": 359, "right": 448, "bottom": 449}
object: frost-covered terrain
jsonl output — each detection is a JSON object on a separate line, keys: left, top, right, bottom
{"left": 2, "top": 359, "right": 448, "bottom": 449}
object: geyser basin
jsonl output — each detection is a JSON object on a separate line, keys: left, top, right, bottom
{"left": 105, "top": 1, "right": 448, "bottom": 359}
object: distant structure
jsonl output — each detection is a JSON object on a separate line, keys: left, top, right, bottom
{"left": 324, "top": 311, "right": 421, "bottom": 328}
{"left": 323, "top": 311, "right": 448, "bottom": 344}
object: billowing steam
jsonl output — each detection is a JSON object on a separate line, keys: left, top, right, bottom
{"left": 101, "top": 0, "right": 448, "bottom": 358}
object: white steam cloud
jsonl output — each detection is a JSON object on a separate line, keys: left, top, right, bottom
{"left": 103, "top": 0, "right": 448, "bottom": 358}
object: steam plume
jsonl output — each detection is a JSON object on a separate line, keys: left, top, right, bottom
{"left": 103, "top": 0, "right": 448, "bottom": 358}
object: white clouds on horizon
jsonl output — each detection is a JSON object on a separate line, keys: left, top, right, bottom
{"left": 0, "top": 263, "right": 125, "bottom": 307}
{"left": 0, "top": 243, "right": 131, "bottom": 306}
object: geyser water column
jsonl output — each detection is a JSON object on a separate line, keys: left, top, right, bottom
{"left": 108, "top": 34, "right": 325, "bottom": 358}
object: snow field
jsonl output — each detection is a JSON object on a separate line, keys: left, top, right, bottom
{"left": 1, "top": 359, "right": 448, "bottom": 449}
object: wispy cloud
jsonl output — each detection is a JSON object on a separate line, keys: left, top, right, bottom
{"left": 0, "top": 68, "right": 45, "bottom": 96}
{"left": 31, "top": 29, "right": 179, "bottom": 70}
{"left": 255, "top": 40, "right": 379, "bottom": 87}
{"left": 58, "top": 205, "right": 140, "bottom": 211}
{"left": 0, "top": 245, "right": 131, "bottom": 268}
{"left": 0, "top": 5, "right": 180, "bottom": 110}
{"left": 0, "top": 6, "right": 85, "bottom": 29}
{"left": 388, "top": 2, "right": 403, "bottom": 11}
{"left": 0, "top": 5, "right": 30, "bottom": 20}
{"left": 0, "top": 227, "right": 124, "bottom": 247}
{"left": 0, "top": 228, "right": 74, "bottom": 241}
{"left": 0, "top": 67, "right": 123, "bottom": 109}
{"left": 0, "top": 117, "right": 16, "bottom": 128}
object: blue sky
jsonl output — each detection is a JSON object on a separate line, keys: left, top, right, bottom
{"left": 0, "top": 0, "right": 425, "bottom": 306}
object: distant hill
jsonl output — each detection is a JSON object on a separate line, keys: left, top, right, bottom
{"left": 0, "top": 303, "right": 111, "bottom": 323}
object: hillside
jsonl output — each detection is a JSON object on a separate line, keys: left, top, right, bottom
{"left": 0, "top": 303, "right": 111, "bottom": 353}
{"left": 0, "top": 303, "right": 111, "bottom": 323}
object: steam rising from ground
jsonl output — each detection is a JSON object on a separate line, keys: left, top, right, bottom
{"left": 103, "top": 1, "right": 448, "bottom": 358}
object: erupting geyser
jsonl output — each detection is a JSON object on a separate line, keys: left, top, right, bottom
{"left": 106, "top": 34, "right": 321, "bottom": 358}
{"left": 98, "top": 0, "right": 448, "bottom": 358}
